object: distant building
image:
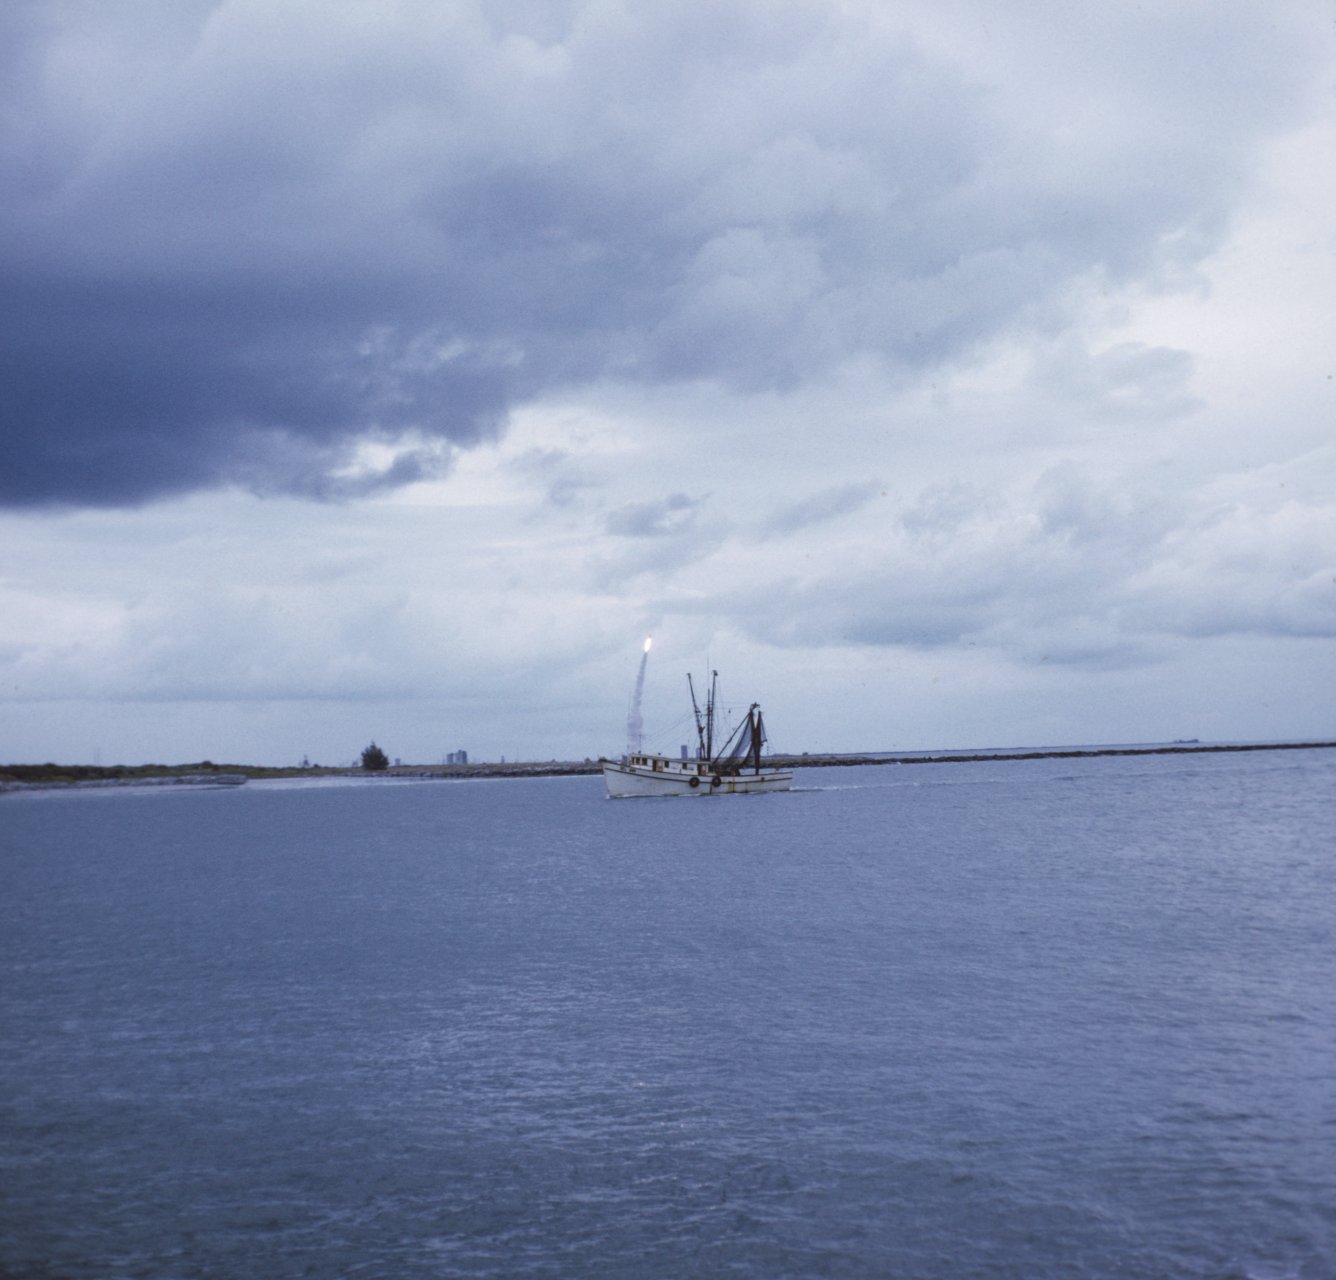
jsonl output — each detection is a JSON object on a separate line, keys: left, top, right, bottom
{"left": 445, "top": 750, "right": 469, "bottom": 765}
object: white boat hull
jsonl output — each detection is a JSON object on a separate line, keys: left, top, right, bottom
{"left": 602, "top": 757, "right": 792, "bottom": 798}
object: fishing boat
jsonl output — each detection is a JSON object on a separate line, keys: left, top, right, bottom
{"left": 602, "top": 671, "right": 793, "bottom": 798}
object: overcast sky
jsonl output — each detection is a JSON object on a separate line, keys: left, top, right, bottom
{"left": 3, "top": 0, "right": 1334, "bottom": 767}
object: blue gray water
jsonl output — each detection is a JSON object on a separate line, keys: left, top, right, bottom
{"left": 3, "top": 751, "right": 1334, "bottom": 1278}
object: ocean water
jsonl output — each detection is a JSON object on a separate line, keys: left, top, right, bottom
{"left": 2, "top": 751, "right": 1334, "bottom": 1279}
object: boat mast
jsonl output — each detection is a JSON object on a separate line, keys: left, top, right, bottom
{"left": 687, "top": 673, "right": 707, "bottom": 761}
{"left": 706, "top": 670, "right": 717, "bottom": 761}
{"left": 751, "top": 706, "right": 764, "bottom": 773}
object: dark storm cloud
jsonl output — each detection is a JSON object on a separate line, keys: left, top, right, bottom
{"left": 1, "top": 0, "right": 1320, "bottom": 507}
{"left": 1, "top": 268, "right": 510, "bottom": 503}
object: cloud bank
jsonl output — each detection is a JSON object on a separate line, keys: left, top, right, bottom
{"left": 3, "top": 0, "right": 1321, "bottom": 507}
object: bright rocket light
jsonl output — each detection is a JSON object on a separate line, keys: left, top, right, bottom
{"left": 643, "top": 636, "right": 653, "bottom": 653}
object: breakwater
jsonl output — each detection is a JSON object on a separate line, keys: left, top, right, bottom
{"left": 392, "top": 739, "right": 1336, "bottom": 780}
{"left": 770, "top": 740, "right": 1336, "bottom": 769}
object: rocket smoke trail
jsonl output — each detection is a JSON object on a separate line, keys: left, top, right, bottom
{"left": 626, "top": 637, "right": 652, "bottom": 755}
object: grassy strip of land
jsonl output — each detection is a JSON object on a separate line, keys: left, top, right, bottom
{"left": 0, "top": 760, "right": 603, "bottom": 788}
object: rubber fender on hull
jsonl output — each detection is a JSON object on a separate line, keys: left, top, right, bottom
{"left": 688, "top": 775, "right": 700, "bottom": 788}
{"left": 710, "top": 775, "right": 721, "bottom": 788}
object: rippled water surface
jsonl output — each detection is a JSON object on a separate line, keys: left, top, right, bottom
{"left": 3, "top": 751, "right": 1335, "bottom": 1278}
